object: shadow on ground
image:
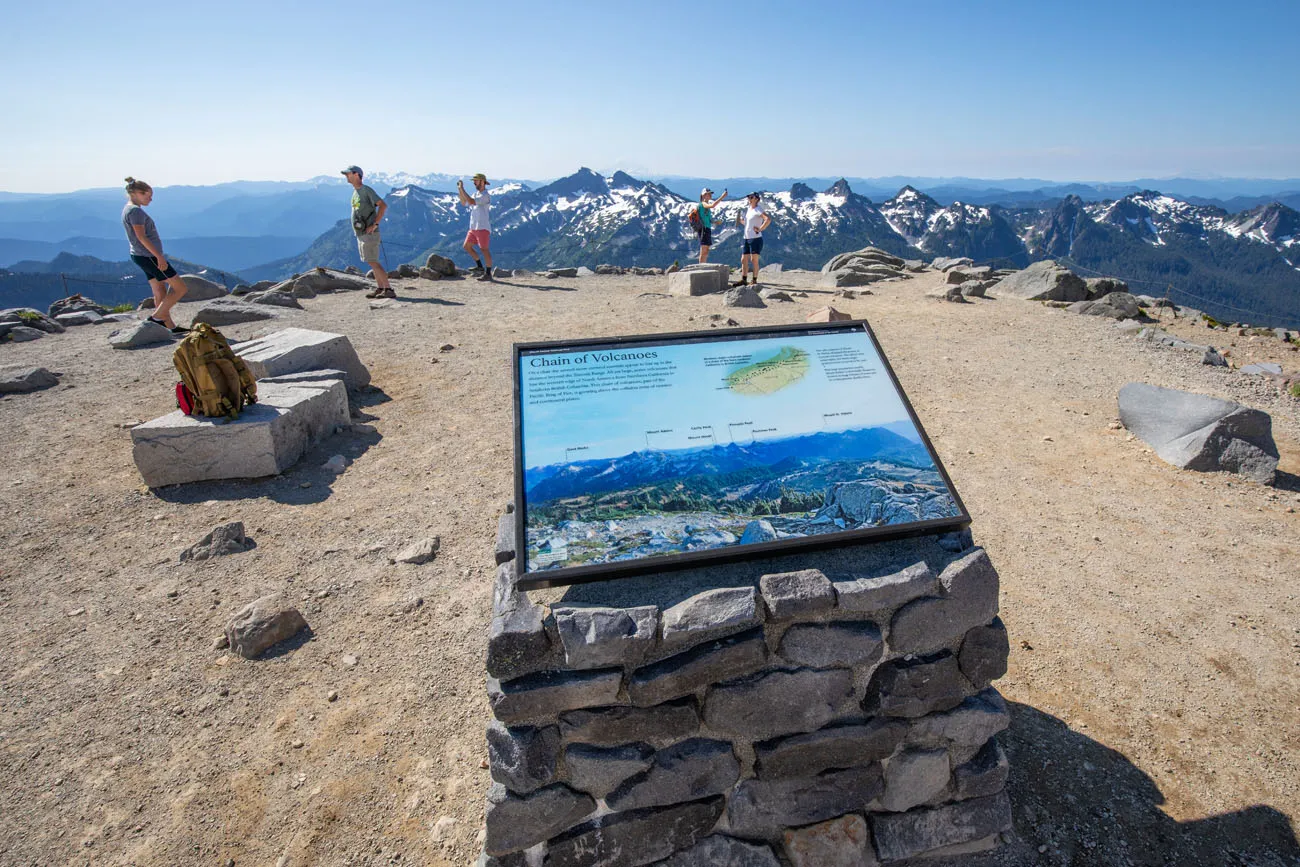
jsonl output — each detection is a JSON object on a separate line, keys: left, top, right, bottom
{"left": 1270, "top": 470, "right": 1300, "bottom": 494}
{"left": 909, "top": 702, "right": 1300, "bottom": 867}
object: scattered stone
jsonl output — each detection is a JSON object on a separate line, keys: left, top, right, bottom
{"left": 668, "top": 269, "right": 724, "bottom": 296}
{"left": 757, "top": 288, "right": 792, "bottom": 302}
{"left": 724, "top": 286, "right": 766, "bottom": 308}
{"left": 1084, "top": 276, "right": 1128, "bottom": 299}
{"left": 958, "top": 280, "right": 987, "bottom": 298}
{"left": 55, "top": 310, "right": 106, "bottom": 326}
{"left": 1068, "top": 292, "right": 1142, "bottom": 319}
{"left": 0, "top": 366, "right": 59, "bottom": 394}
{"left": 224, "top": 595, "right": 308, "bottom": 659}
{"left": 931, "top": 257, "right": 973, "bottom": 271}
{"left": 606, "top": 738, "right": 740, "bottom": 811}
{"left": 5, "top": 326, "right": 44, "bottom": 342}
{"left": 176, "top": 274, "right": 230, "bottom": 301}
{"left": 1241, "top": 362, "right": 1283, "bottom": 376}
{"left": 108, "top": 320, "right": 174, "bottom": 349}
{"left": 483, "top": 783, "right": 595, "bottom": 856}
{"left": 425, "top": 254, "right": 457, "bottom": 277}
{"left": 1, "top": 308, "right": 66, "bottom": 334}
{"left": 322, "top": 454, "right": 347, "bottom": 473}
{"left": 991, "top": 260, "right": 1088, "bottom": 302}
{"left": 545, "top": 797, "right": 725, "bottom": 867}
{"left": 395, "top": 537, "right": 440, "bottom": 565}
{"left": 48, "top": 294, "right": 109, "bottom": 318}
{"left": 1118, "top": 382, "right": 1279, "bottom": 483}
{"left": 327, "top": 690, "right": 339, "bottom": 702}
{"left": 341, "top": 653, "right": 358, "bottom": 667}
{"left": 180, "top": 521, "right": 254, "bottom": 562}
{"left": 806, "top": 306, "right": 851, "bottom": 323}
{"left": 703, "top": 667, "right": 854, "bottom": 740}
{"left": 783, "top": 813, "right": 876, "bottom": 867}
{"left": 1202, "top": 347, "right": 1228, "bottom": 367}
{"left": 192, "top": 298, "right": 280, "bottom": 326}
{"left": 486, "top": 721, "right": 561, "bottom": 794}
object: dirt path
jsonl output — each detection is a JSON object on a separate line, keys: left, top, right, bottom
{"left": 1, "top": 268, "right": 1297, "bottom": 866}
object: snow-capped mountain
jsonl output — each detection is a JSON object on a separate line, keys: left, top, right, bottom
{"left": 880, "top": 186, "right": 1025, "bottom": 263}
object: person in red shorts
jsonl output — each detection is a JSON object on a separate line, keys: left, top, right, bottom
{"left": 458, "top": 173, "right": 494, "bottom": 282}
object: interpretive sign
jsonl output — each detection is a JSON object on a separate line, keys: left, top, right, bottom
{"left": 512, "top": 321, "right": 968, "bottom": 588}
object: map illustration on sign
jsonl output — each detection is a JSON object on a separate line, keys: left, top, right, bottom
{"left": 513, "top": 322, "right": 967, "bottom": 587}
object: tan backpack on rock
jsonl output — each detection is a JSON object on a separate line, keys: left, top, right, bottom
{"left": 172, "top": 323, "right": 258, "bottom": 420}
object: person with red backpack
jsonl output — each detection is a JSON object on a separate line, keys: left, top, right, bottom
{"left": 693, "top": 187, "right": 728, "bottom": 263}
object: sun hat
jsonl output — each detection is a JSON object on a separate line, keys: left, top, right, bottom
{"left": 473, "top": 173, "right": 488, "bottom": 183}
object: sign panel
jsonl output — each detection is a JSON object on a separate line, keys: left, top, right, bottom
{"left": 513, "top": 321, "right": 968, "bottom": 589}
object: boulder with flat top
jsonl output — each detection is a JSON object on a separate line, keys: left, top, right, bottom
{"left": 232, "top": 328, "right": 371, "bottom": 390}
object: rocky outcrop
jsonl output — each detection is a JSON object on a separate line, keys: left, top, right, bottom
{"left": 108, "top": 320, "right": 175, "bottom": 349}
{"left": 176, "top": 274, "right": 229, "bottom": 301}
{"left": 991, "top": 260, "right": 1088, "bottom": 302}
{"left": 1067, "top": 292, "right": 1143, "bottom": 320}
{"left": 192, "top": 298, "right": 281, "bottom": 326}
{"left": 0, "top": 366, "right": 59, "bottom": 394}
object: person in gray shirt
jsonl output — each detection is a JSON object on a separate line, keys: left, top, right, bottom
{"left": 122, "top": 177, "right": 189, "bottom": 332}
{"left": 342, "top": 165, "right": 393, "bottom": 299}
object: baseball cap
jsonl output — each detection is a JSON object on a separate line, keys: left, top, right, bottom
{"left": 746, "top": 191, "right": 762, "bottom": 199}
{"left": 700, "top": 187, "right": 713, "bottom": 196}
{"left": 473, "top": 173, "right": 488, "bottom": 183}
{"left": 341, "top": 165, "right": 363, "bottom": 176}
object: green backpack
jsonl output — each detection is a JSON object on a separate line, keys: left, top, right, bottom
{"left": 172, "top": 323, "right": 258, "bottom": 420}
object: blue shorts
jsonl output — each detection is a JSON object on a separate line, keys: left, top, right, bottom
{"left": 742, "top": 237, "right": 764, "bottom": 256}
{"left": 131, "top": 254, "right": 179, "bottom": 281}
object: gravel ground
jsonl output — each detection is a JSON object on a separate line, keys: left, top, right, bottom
{"left": 1, "top": 267, "right": 1297, "bottom": 866}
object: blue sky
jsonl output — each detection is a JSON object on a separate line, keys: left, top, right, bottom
{"left": 5, "top": 0, "right": 1297, "bottom": 192}
{"left": 519, "top": 331, "right": 913, "bottom": 468}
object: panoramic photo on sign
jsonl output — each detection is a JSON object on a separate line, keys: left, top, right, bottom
{"left": 513, "top": 322, "right": 968, "bottom": 587}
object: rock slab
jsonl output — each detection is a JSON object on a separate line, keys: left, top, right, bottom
{"left": 233, "top": 328, "right": 371, "bottom": 389}
{"left": 225, "top": 595, "right": 308, "bottom": 658}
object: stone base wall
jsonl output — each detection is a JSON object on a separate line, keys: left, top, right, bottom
{"left": 480, "top": 514, "right": 1011, "bottom": 866}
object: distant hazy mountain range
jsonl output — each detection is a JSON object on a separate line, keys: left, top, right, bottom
{"left": 2, "top": 171, "right": 1298, "bottom": 329}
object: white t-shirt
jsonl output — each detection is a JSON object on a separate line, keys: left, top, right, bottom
{"left": 743, "top": 204, "right": 767, "bottom": 240}
{"left": 470, "top": 189, "right": 491, "bottom": 231}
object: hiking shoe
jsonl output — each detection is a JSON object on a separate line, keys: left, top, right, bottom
{"left": 477, "top": 270, "right": 495, "bottom": 282}
{"left": 729, "top": 280, "right": 746, "bottom": 288}
{"left": 376, "top": 288, "right": 397, "bottom": 299}
{"left": 468, "top": 265, "right": 485, "bottom": 275}
{"left": 170, "top": 325, "right": 190, "bottom": 334}
{"left": 364, "top": 287, "right": 383, "bottom": 298}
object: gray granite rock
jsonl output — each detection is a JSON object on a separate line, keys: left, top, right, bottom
{"left": 659, "top": 587, "right": 762, "bottom": 655}
{"left": 958, "top": 280, "right": 987, "bottom": 298}
{"left": 753, "top": 719, "right": 907, "bottom": 779}
{"left": 565, "top": 742, "right": 654, "bottom": 799}
{"left": 991, "top": 260, "right": 1087, "bottom": 302}
{"left": 1203, "top": 347, "right": 1228, "bottom": 367}
{"left": 880, "top": 748, "right": 950, "bottom": 812}
{"left": 108, "top": 319, "right": 174, "bottom": 349}
{"left": 952, "top": 740, "right": 1009, "bottom": 800}
{"left": 487, "top": 669, "right": 624, "bottom": 725}
{"left": 958, "top": 617, "right": 1009, "bottom": 689}
{"left": 723, "top": 286, "right": 766, "bottom": 308}
{"left": 559, "top": 699, "right": 700, "bottom": 748}
{"left": 1240, "top": 362, "right": 1283, "bottom": 375}
{"left": 176, "top": 274, "right": 229, "bottom": 301}
{"left": 1070, "top": 291, "right": 1142, "bottom": 319}
{"left": 1085, "top": 276, "right": 1128, "bottom": 299}
{"left": 651, "top": 835, "right": 780, "bottom": 867}
{"left": 728, "top": 766, "right": 884, "bottom": 839}
{"left": 475, "top": 851, "right": 526, "bottom": 867}
{"left": 486, "top": 721, "right": 561, "bottom": 794}
{"left": 232, "top": 327, "right": 371, "bottom": 390}
{"left": 1, "top": 308, "right": 65, "bottom": 333}
{"left": 906, "top": 688, "right": 1010, "bottom": 753}
{"left": 192, "top": 298, "right": 280, "bottom": 326}
{"left": 834, "top": 562, "right": 938, "bottom": 613}
{"left": 483, "top": 782, "right": 595, "bottom": 856}
{"left": 224, "top": 595, "right": 308, "bottom": 659}
{"left": 864, "top": 652, "right": 973, "bottom": 718}
{"left": 628, "top": 628, "right": 768, "bottom": 707}
{"left": 495, "top": 511, "right": 516, "bottom": 564}
{"left": 554, "top": 605, "right": 659, "bottom": 670}
{"left": 739, "top": 519, "right": 778, "bottom": 544}
{"left": 778, "top": 621, "right": 883, "bottom": 668}
{"left": 55, "top": 310, "right": 105, "bottom": 326}
{"left": 425, "top": 253, "right": 457, "bottom": 276}
{"left": 1118, "top": 382, "right": 1279, "bottom": 483}
{"left": 395, "top": 537, "right": 440, "bottom": 565}
{"left": 607, "top": 738, "right": 740, "bottom": 811}
{"left": 889, "top": 548, "right": 1000, "bottom": 656}
{"left": 782, "top": 814, "right": 877, "bottom": 867}
{"left": 869, "top": 792, "right": 1011, "bottom": 861}
{"left": 248, "top": 289, "right": 303, "bottom": 309}
{"left": 546, "top": 797, "right": 725, "bottom": 867}
{"left": 703, "top": 667, "right": 854, "bottom": 740}
{"left": 180, "top": 521, "right": 253, "bottom": 561}
{"left": 0, "top": 366, "right": 58, "bottom": 394}
{"left": 759, "top": 569, "right": 835, "bottom": 620}
{"left": 487, "top": 562, "right": 554, "bottom": 681}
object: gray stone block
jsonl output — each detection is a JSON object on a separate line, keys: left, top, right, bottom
{"left": 1118, "top": 382, "right": 1279, "bottom": 483}
{"left": 834, "top": 562, "right": 938, "bottom": 613}
{"left": 559, "top": 699, "right": 700, "bottom": 748}
{"left": 958, "top": 617, "right": 1009, "bottom": 689}
{"left": 55, "top": 310, "right": 105, "bottom": 326}
{"left": 606, "top": 738, "right": 740, "bottom": 812}
{"left": 487, "top": 567, "right": 553, "bottom": 682}
{"left": 628, "top": 628, "right": 768, "bottom": 707}
{"left": 728, "top": 766, "right": 884, "bottom": 839}
{"left": 880, "top": 748, "right": 950, "bottom": 812}
{"left": 486, "top": 720, "right": 561, "bottom": 794}
{"left": 952, "top": 739, "right": 1009, "bottom": 801}
{"left": 546, "top": 797, "right": 725, "bottom": 867}
{"left": 659, "top": 587, "right": 762, "bottom": 655}
{"left": 778, "top": 622, "right": 883, "bottom": 668}
{"left": 130, "top": 376, "right": 349, "bottom": 487}
{"left": 906, "top": 688, "right": 1010, "bottom": 754}
{"left": 668, "top": 269, "right": 723, "bottom": 296}
{"left": 869, "top": 791, "right": 1011, "bottom": 861}
{"left": 224, "top": 595, "right": 308, "bottom": 659}
{"left": 864, "top": 652, "right": 973, "bottom": 718}
{"left": 495, "top": 511, "right": 516, "bottom": 564}
{"left": 483, "top": 782, "right": 595, "bottom": 856}
{"left": 889, "top": 548, "right": 999, "bottom": 656}
{"left": 703, "top": 667, "right": 854, "bottom": 741}
{"left": 192, "top": 298, "right": 281, "bottom": 326}
{"left": 565, "top": 742, "right": 654, "bottom": 799}
{"left": 650, "top": 835, "right": 780, "bottom": 867}
{"left": 487, "top": 669, "right": 624, "bottom": 725}
{"left": 554, "top": 605, "right": 659, "bottom": 670}
{"left": 753, "top": 719, "right": 907, "bottom": 779}
{"left": 759, "top": 569, "right": 835, "bottom": 620}
{"left": 782, "top": 814, "right": 877, "bottom": 867}
{"left": 723, "top": 286, "right": 766, "bottom": 308}
{"left": 0, "top": 366, "right": 58, "bottom": 394}
{"left": 233, "top": 327, "right": 371, "bottom": 389}
{"left": 176, "top": 274, "right": 229, "bottom": 300}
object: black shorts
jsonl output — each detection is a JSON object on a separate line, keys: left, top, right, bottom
{"left": 700, "top": 227, "right": 712, "bottom": 247}
{"left": 742, "top": 237, "right": 764, "bottom": 256}
{"left": 131, "top": 254, "right": 179, "bottom": 281}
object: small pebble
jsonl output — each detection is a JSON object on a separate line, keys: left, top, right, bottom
{"left": 342, "top": 654, "right": 359, "bottom": 668}
{"left": 327, "top": 690, "right": 339, "bottom": 702}
{"left": 291, "top": 740, "right": 304, "bottom": 749}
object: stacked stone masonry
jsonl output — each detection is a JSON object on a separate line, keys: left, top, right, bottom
{"left": 480, "top": 517, "right": 1011, "bottom": 866}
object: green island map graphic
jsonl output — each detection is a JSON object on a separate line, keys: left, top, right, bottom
{"left": 725, "top": 346, "right": 811, "bottom": 395}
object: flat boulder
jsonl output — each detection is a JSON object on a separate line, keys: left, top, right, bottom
{"left": 48, "top": 294, "right": 108, "bottom": 318}
{"left": 55, "top": 311, "right": 106, "bottom": 326}
{"left": 1118, "top": 383, "right": 1279, "bottom": 483}
{"left": 233, "top": 327, "right": 371, "bottom": 389}
{"left": 175, "top": 274, "right": 229, "bottom": 301}
{"left": 931, "top": 256, "right": 974, "bottom": 271}
{"left": 225, "top": 595, "right": 308, "bottom": 659}
{"left": 724, "top": 287, "right": 766, "bottom": 308}
{"left": 181, "top": 521, "right": 254, "bottom": 561}
{"left": 0, "top": 366, "right": 59, "bottom": 394}
{"left": 5, "top": 326, "right": 45, "bottom": 342}
{"left": 246, "top": 290, "right": 303, "bottom": 309}
{"left": 823, "top": 247, "right": 905, "bottom": 273}
{"left": 108, "top": 319, "right": 175, "bottom": 349}
{"left": 425, "top": 254, "right": 457, "bottom": 277}
{"left": 991, "top": 260, "right": 1087, "bottom": 302}
{"left": 1068, "top": 292, "right": 1142, "bottom": 320}
{"left": 1, "top": 308, "right": 65, "bottom": 334}
{"left": 1085, "top": 276, "right": 1128, "bottom": 299}
{"left": 192, "top": 298, "right": 281, "bottom": 326}
{"left": 287, "top": 270, "right": 372, "bottom": 294}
